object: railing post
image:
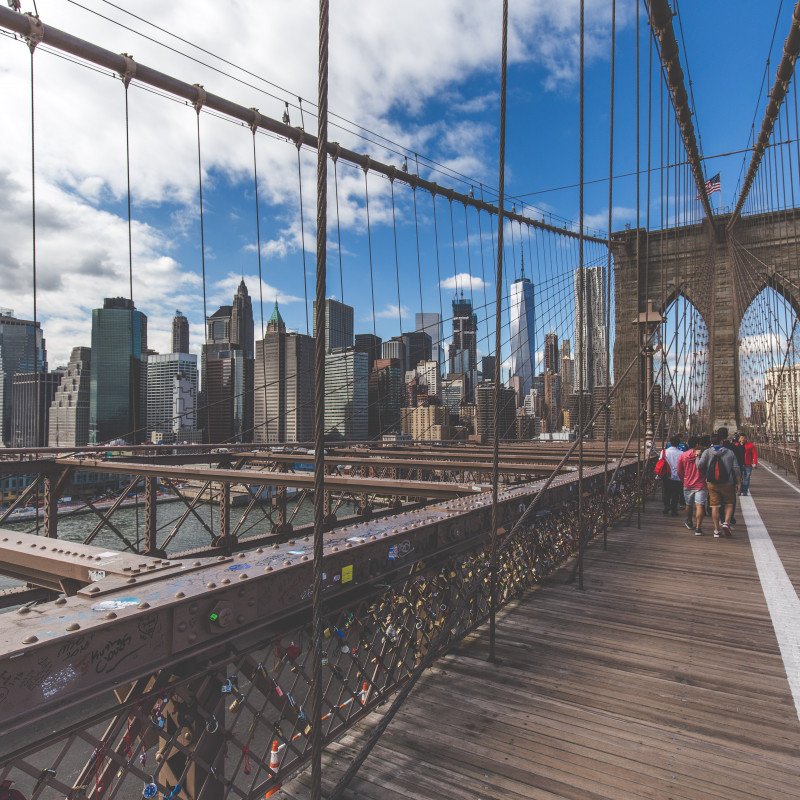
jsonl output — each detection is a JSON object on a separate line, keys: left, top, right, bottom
{"left": 144, "top": 476, "right": 163, "bottom": 557}
{"left": 42, "top": 473, "right": 59, "bottom": 539}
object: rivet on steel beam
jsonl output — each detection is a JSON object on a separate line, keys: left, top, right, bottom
{"left": 188, "top": 633, "right": 197, "bottom": 642}
{"left": 162, "top": 561, "right": 170, "bottom": 566}
{"left": 301, "top": 556, "right": 308, "bottom": 562}
{"left": 237, "top": 552, "right": 245, "bottom": 558}
{"left": 123, "top": 566, "right": 131, "bottom": 571}
{"left": 264, "top": 566, "right": 273, "bottom": 572}
{"left": 256, "top": 548, "right": 264, "bottom": 554}
{"left": 54, "top": 597, "right": 66, "bottom": 605}
{"left": 127, "top": 578, "right": 136, "bottom": 584}
{"left": 138, "top": 602, "right": 150, "bottom": 609}
{"left": 288, "top": 540, "right": 295, "bottom": 545}
{"left": 217, "top": 556, "right": 226, "bottom": 562}
{"left": 175, "top": 591, "right": 185, "bottom": 598}
{"left": 332, "top": 546, "right": 339, "bottom": 551}
{"left": 88, "top": 587, "right": 100, "bottom": 594}
{"left": 105, "top": 612, "right": 117, "bottom": 620}
{"left": 370, "top": 536, "right": 376, "bottom": 541}
{"left": 220, "top": 578, "right": 230, "bottom": 585}
{"left": 17, "top": 607, "right": 30, "bottom": 615}
{"left": 190, "top": 603, "right": 198, "bottom": 613}
{"left": 303, "top": 536, "right": 309, "bottom": 542}
{"left": 177, "top": 622, "right": 187, "bottom": 632}
{"left": 22, "top": 635, "right": 38, "bottom": 644}
{"left": 380, "top": 532, "right": 387, "bottom": 538}
{"left": 193, "top": 561, "right": 201, "bottom": 567}
{"left": 284, "top": 560, "right": 292, "bottom": 566}
{"left": 239, "top": 573, "right": 249, "bottom": 579}
{"left": 272, "top": 544, "right": 279, "bottom": 550}
{"left": 66, "top": 623, "right": 80, "bottom": 631}
{"left": 207, "top": 582, "right": 216, "bottom": 589}
{"left": 345, "top": 543, "right": 352, "bottom": 549}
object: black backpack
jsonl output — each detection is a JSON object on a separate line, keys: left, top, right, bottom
{"left": 706, "top": 450, "right": 732, "bottom": 484}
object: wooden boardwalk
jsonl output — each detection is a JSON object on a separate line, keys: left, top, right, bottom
{"left": 281, "top": 465, "right": 800, "bottom": 799}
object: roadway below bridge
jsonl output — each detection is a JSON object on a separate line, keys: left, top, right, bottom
{"left": 280, "top": 463, "right": 800, "bottom": 800}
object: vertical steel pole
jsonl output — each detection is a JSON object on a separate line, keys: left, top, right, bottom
{"left": 488, "top": 0, "right": 508, "bottom": 663}
{"left": 311, "top": 0, "right": 329, "bottom": 795}
{"left": 144, "top": 476, "right": 158, "bottom": 553}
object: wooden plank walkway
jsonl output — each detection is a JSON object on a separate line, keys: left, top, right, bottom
{"left": 280, "top": 466, "right": 800, "bottom": 799}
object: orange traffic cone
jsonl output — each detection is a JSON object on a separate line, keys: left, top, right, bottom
{"left": 269, "top": 739, "right": 280, "bottom": 772}
{"left": 360, "top": 681, "right": 369, "bottom": 705}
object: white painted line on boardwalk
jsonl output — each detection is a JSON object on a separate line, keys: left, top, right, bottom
{"left": 761, "top": 463, "right": 800, "bottom": 496}
{"left": 740, "top": 495, "right": 800, "bottom": 725}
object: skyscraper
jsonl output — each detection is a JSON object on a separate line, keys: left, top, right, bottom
{"left": 231, "top": 279, "right": 254, "bottom": 358}
{"left": 313, "top": 298, "right": 354, "bottom": 353}
{"left": 415, "top": 313, "right": 443, "bottom": 366}
{"left": 11, "top": 370, "right": 62, "bottom": 447}
{"left": 400, "top": 331, "right": 432, "bottom": 373}
{"left": 171, "top": 311, "right": 190, "bottom": 354}
{"left": 560, "top": 339, "right": 574, "bottom": 396}
{"left": 89, "top": 297, "right": 147, "bottom": 444}
{"left": 202, "top": 282, "right": 255, "bottom": 443}
{"left": 368, "top": 357, "right": 402, "bottom": 438}
{"left": 544, "top": 331, "right": 559, "bottom": 374}
{"left": 354, "top": 333, "right": 382, "bottom": 373}
{"left": 574, "top": 265, "right": 607, "bottom": 393}
{"left": 0, "top": 310, "right": 47, "bottom": 446}
{"left": 254, "top": 302, "right": 315, "bottom": 444}
{"left": 146, "top": 353, "right": 198, "bottom": 443}
{"left": 49, "top": 347, "right": 91, "bottom": 447}
{"left": 324, "top": 349, "right": 369, "bottom": 440}
{"left": 448, "top": 295, "right": 478, "bottom": 400}
{"left": 509, "top": 271, "right": 537, "bottom": 397}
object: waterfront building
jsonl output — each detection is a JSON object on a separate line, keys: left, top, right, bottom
{"left": 509, "top": 270, "right": 537, "bottom": 397}
{"left": 89, "top": 297, "right": 147, "bottom": 445}
{"left": 146, "top": 353, "right": 198, "bottom": 443}
{"left": 10, "top": 370, "right": 62, "bottom": 447}
{"left": 324, "top": 349, "right": 368, "bottom": 440}
{"left": 574, "top": 265, "right": 607, "bottom": 393}
{"left": 354, "top": 333, "right": 382, "bottom": 373}
{"left": 415, "top": 312, "right": 443, "bottom": 367}
{"left": 313, "top": 298, "right": 354, "bottom": 353}
{"left": 171, "top": 311, "right": 190, "bottom": 354}
{"left": 475, "top": 381, "right": 517, "bottom": 440}
{"left": 0, "top": 310, "right": 47, "bottom": 446}
{"left": 254, "top": 302, "right": 315, "bottom": 444}
{"left": 49, "top": 347, "right": 91, "bottom": 447}
{"left": 399, "top": 404, "right": 450, "bottom": 441}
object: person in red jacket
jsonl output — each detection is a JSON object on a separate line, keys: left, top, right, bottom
{"left": 738, "top": 434, "right": 758, "bottom": 496}
{"left": 677, "top": 435, "right": 706, "bottom": 535}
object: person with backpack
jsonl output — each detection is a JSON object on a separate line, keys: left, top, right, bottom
{"left": 697, "top": 432, "right": 741, "bottom": 537}
{"left": 659, "top": 435, "right": 684, "bottom": 517}
{"left": 677, "top": 435, "right": 706, "bottom": 535}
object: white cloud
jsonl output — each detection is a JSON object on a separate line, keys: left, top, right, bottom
{"left": 440, "top": 272, "right": 490, "bottom": 293}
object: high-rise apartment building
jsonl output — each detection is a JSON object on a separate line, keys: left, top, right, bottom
{"left": 509, "top": 272, "right": 537, "bottom": 397}
{"left": 89, "top": 297, "right": 147, "bottom": 444}
{"left": 765, "top": 363, "right": 800, "bottom": 438}
{"left": 313, "top": 298, "right": 354, "bottom": 353}
{"left": 324, "top": 349, "right": 368, "bottom": 440}
{"left": 10, "top": 370, "right": 62, "bottom": 447}
{"left": 475, "top": 381, "right": 517, "bottom": 440}
{"left": 254, "top": 302, "right": 315, "bottom": 444}
{"left": 415, "top": 313, "right": 443, "bottom": 366}
{"left": 574, "top": 265, "right": 607, "bottom": 393}
{"left": 49, "top": 347, "right": 91, "bottom": 447}
{"left": 448, "top": 295, "right": 478, "bottom": 400}
{"left": 416, "top": 360, "right": 441, "bottom": 398}
{"left": 0, "top": 310, "right": 47, "bottom": 446}
{"left": 146, "top": 353, "right": 198, "bottom": 443}
{"left": 399, "top": 404, "right": 450, "bottom": 441}
{"left": 171, "top": 311, "right": 190, "bottom": 354}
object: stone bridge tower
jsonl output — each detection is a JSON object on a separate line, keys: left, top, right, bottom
{"left": 611, "top": 209, "right": 800, "bottom": 438}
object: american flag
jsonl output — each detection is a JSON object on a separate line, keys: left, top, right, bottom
{"left": 696, "top": 172, "right": 720, "bottom": 199}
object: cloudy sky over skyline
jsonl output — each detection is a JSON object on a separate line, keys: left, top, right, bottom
{"left": 0, "top": 0, "right": 792, "bottom": 369}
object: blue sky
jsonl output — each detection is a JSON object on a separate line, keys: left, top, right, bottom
{"left": 0, "top": 0, "right": 793, "bottom": 371}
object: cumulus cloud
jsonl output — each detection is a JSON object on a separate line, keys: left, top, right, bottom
{"left": 440, "top": 272, "right": 490, "bottom": 293}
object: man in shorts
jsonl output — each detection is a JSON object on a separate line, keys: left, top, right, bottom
{"left": 697, "top": 433, "right": 741, "bottom": 538}
{"left": 677, "top": 435, "right": 706, "bottom": 535}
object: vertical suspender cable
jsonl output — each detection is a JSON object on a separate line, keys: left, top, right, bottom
{"left": 603, "top": 0, "right": 616, "bottom": 551}
{"left": 488, "top": 0, "right": 508, "bottom": 663}
{"left": 297, "top": 147, "right": 311, "bottom": 336}
{"left": 635, "top": 0, "right": 642, "bottom": 529}
{"left": 252, "top": 127, "right": 268, "bottom": 444}
{"left": 28, "top": 43, "right": 40, "bottom": 531}
{"left": 311, "top": 0, "right": 329, "bottom": 796}
{"left": 577, "top": 0, "right": 586, "bottom": 589}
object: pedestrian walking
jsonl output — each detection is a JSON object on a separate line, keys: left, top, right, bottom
{"left": 697, "top": 432, "right": 742, "bottom": 538}
{"left": 661, "top": 435, "right": 683, "bottom": 517}
{"left": 677, "top": 436, "right": 706, "bottom": 535}
{"left": 738, "top": 434, "right": 758, "bottom": 495}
